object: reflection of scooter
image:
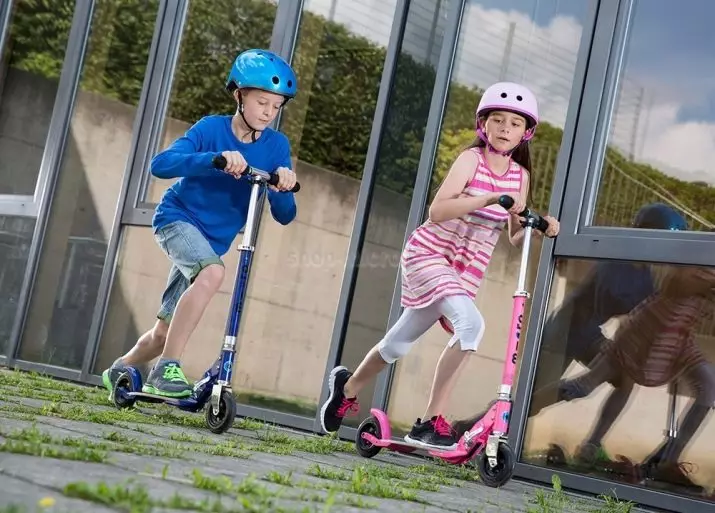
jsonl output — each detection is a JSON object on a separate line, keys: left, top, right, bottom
{"left": 354, "top": 195, "right": 550, "bottom": 488}
{"left": 109, "top": 156, "right": 300, "bottom": 433}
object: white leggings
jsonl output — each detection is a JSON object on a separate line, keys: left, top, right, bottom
{"left": 377, "top": 295, "right": 486, "bottom": 364}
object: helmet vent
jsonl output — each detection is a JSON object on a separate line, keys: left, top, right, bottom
{"left": 500, "top": 92, "right": 507, "bottom": 98}
{"left": 287, "top": 80, "right": 293, "bottom": 88}
{"left": 272, "top": 76, "right": 280, "bottom": 84}
{"left": 516, "top": 95, "right": 523, "bottom": 101}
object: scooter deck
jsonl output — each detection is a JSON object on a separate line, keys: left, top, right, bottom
{"left": 362, "top": 432, "right": 469, "bottom": 458}
{"left": 127, "top": 391, "right": 197, "bottom": 405}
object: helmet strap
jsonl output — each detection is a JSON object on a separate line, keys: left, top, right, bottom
{"left": 236, "top": 91, "right": 261, "bottom": 143}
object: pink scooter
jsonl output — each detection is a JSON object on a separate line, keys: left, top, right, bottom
{"left": 355, "top": 194, "right": 551, "bottom": 488}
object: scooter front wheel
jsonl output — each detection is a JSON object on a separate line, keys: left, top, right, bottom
{"left": 205, "top": 389, "right": 237, "bottom": 434}
{"left": 475, "top": 442, "right": 515, "bottom": 488}
{"left": 113, "top": 372, "right": 137, "bottom": 410}
{"left": 355, "top": 416, "right": 382, "bottom": 458}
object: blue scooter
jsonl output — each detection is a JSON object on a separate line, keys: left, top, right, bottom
{"left": 110, "top": 155, "right": 301, "bottom": 433}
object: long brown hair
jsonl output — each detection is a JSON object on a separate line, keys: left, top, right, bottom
{"left": 467, "top": 113, "right": 534, "bottom": 204}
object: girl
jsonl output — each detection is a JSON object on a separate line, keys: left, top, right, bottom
{"left": 319, "top": 82, "right": 560, "bottom": 450}
{"left": 101, "top": 49, "right": 298, "bottom": 398}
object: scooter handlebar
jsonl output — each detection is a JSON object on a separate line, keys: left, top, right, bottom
{"left": 498, "top": 194, "right": 550, "bottom": 234}
{"left": 212, "top": 155, "right": 301, "bottom": 193}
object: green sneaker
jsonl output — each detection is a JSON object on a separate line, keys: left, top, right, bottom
{"left": 101, "top": 358, "right": 128, "bottom": 402}
{"left": 142, "top": 359, "right": 192, "bottom": 398}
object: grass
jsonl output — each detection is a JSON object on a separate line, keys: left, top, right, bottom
{"left": 0, "top": 368, "right": 643, "bottom": 513}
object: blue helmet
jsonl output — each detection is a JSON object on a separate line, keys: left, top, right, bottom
{"left": 633, "top": 203, "right": 688, "bottom": 230}
{"left": 226, "top": 49, "right": 297, "bottom": 100}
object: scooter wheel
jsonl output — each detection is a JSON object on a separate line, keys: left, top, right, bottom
{"left": 475, "top": 442, "right": 515, "bottom": 488}
{"left": 355, "top": 416, "right": 382, "bottom": 458}
{"left": 205, "top": 389, "right": 237, "bottom": 434}
{"left": 113, "top": 372, "right": 137, "bottom": 410}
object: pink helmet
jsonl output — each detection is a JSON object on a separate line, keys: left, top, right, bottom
{"left": 476, "top": 82, "right": 539, "bottom": 151}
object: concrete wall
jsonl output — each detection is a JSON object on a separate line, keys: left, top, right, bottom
{"left": 3, "top": 68, "right": 715, "bottom": 489}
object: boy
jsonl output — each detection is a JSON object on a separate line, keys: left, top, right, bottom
{"left": 102, "top": 49, "right": 299, "bottom": 398}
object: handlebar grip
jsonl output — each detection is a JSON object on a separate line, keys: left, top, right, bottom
{"left": 212, "top": 155, "right": 228, "bottom": 169}
{"left": 497, "top": 194, "right": 528, "bottom": 217}
{"left": 498, "top": 194, "right": 551, "bottom": 235}
{"left": 211, "top": 155, "right": 301, "bottom": 193}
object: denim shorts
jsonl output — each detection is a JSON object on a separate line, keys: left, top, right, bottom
{"left": 154, "top": 221, "right": 224, "bottom": 323}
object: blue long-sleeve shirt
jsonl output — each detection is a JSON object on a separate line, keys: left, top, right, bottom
{"left": 151, "top": 115, "right": 297, "bottom": 256}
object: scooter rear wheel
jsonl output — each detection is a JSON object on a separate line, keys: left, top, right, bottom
{"left": 113, "top": 372, "right": 137, "bottom": 410}
{"left": 355, "top": 416, "right": 382, "bottom": 458}
{"left": 475, "top": 442, "right": 515, "bottom": 488}
{"left": 205, "top": 389, "right": 237, "bottom": 434}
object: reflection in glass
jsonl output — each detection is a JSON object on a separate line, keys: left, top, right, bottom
{"left": 336, "top": 0, "right": 449, "bottom": 428}
{"left": 18, "top": 0, "right": 159, "bottom": 368}
{"left": 524, "top": 257, "right": 715, "bottom": 502}
{"left": 386, "top": 0, "right": 590, "bottom": 435}
{"left": 99, "top": 0, "right": 399, "bottom": 418}
{"left": 0, "top": 0, "right": 73, "bottom": 195}
{"left": 0, "top": 216, "right": 35, "bottom": 355}
{"left": 592, "top": 0, "right": 715, "bottom": 231}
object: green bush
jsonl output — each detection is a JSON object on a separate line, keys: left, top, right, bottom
{"left": 9, "top": 0, "right": 715, "bottom": 227}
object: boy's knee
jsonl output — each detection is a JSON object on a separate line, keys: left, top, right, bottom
{"left": 152, "top": 319, "right": 169, "bottom": 342}
{"left": 193, "top": 263, "right": 224, "bottom": 292}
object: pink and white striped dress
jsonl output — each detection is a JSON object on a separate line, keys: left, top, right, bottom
{"left": 400, "top": 147, "right": 524, "bottom": 310}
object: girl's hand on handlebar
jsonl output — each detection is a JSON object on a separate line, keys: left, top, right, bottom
{"left": 269, "top": 166, "right": 297, "bottom": 192}
{"left": 220, "top": 150, "right": 247, "bottom": 178}
{"left": 543, "top": 215, "right": 560, "bottom": 238}
{"left": 499, "top": 193, "right": 526, "bottom": 216}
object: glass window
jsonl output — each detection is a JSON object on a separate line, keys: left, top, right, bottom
{"left": 142, "top": 0, "right": 280, "bottom": 206}
{"left": 523, "top": 257, "right": 715, "bottom": 503}
{"left": 96, "top": 0, "right": 398, "bottom": 419}
{"left": 334, "top": 0, "right": 450, "bottom": 428}
{"left": 0, "top": 216, "right": 34, "bottom": 356}
{"left": 17, "top": 0, "right": 160, "bottom": 368}
{"left": 384, "top": 0, "right": 591, "bottom": 436}
{"left": 0, "top": 0, "right": 74, "bottom": 195}
{"left": 592, "top": 0, "right": 715, "bottom": 231}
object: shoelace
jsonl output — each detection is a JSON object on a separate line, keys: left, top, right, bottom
{"left": 163, "top": 364, "right": 188, "bottom": 383}
{"left": 433, "top": 415, "right": 454, "bottom": 437}
{"left": 336, "top": 397, "right": 359, "bottom": 418}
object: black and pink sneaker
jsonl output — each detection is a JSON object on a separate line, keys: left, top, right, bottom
{"left": 404, "top": 415, "right": 458, "bottom": 450}
{"left": 319, "top": 366, "right": 359, "bottom": 433}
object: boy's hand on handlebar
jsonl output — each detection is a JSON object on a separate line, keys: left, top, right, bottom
{"left": 220, "top": 151, "right": 247, "bottom": 178}
{"left": 269, "top": 166, "right": 297, "bottom": 192}
{"left": 543, "top": 215, "right": 560, "bottom": 238}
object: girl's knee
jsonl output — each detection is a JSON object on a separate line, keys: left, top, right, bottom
{"left": 377, "top": 337, "right": 409, "bottom": 363}
{"left": 453, "top": 316, "right": 485, "bottom": 352}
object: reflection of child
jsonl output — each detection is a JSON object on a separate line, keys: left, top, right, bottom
{"left": 560, "top": 265, "right": 715, "bottom": 487}
{"left": 318, "top": 82, "right": 560, "bottom": 450}
{"left": 453, "top": 203, "right": 686, "bottom": 449}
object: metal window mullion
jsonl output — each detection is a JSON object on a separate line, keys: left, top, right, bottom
{"left": 4, "top": 0, "right": 95, "bottom": 364}
{"left": 314, "top": 0, "right": 412, "bottom": 436}
{"left": 0, "top": 195, "right": 36, "bottom": 217}
{"left": 124, "top": 0, "right": 190, "bottom": 214}
{"left": 80, "top": 0, "right": 180, "bottom": 380}
{"left": 372, "top": 0, "right": 467, "bottom": 412}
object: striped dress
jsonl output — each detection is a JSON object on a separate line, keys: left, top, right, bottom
{"left": 604, "top": 267, "right": 715, "bottom": 387}
{"left": 400, "top": 147, "right": 524, "bottom": 312}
